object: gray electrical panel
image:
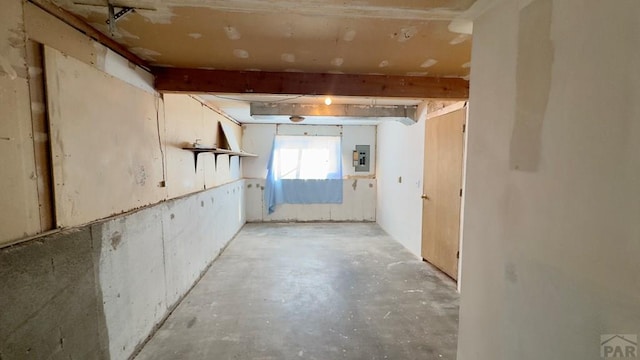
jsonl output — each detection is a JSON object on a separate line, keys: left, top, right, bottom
{"left": 354, "top": 145, "right": 370, "bottom": 172}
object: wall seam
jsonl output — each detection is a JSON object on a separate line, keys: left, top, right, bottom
{"left": 0, "top": 179, "right": 245, "bottom": 250}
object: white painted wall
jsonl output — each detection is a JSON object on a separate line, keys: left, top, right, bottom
{"left": 376, "top": 120, "right": 425, "bottom": 258}
{"left": 242, "top": 124, "right": 377, "bottom": 221}
{"left": 457, "top": 1, "right": 640, "bottom": 359}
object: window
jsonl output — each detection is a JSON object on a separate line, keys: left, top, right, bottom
{"left": 272, "top": 136, "right": 341, "bottom": 180}
{"left": 265, "top": 135, "right": 343, "bottom": 214}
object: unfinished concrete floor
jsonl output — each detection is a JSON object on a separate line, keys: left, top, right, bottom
{"left": 134, "top": 223, "right": 459, "bottom": 360}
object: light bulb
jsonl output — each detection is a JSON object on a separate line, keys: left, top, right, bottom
{"left": 324, "top": 97, "right": 332, "bottom": 106}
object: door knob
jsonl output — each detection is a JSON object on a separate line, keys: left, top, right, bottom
{"left": 421, "top": 194, "right": 430, "bottom": 200}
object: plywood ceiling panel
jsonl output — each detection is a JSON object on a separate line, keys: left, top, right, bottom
{"left": 53, "top": 0, "right": 474, "bottom": 78}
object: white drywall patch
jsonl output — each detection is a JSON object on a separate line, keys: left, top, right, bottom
{"left": 331, "top": 57, "right": 344, "bottom": 66}
{"left": 57, "top": 0, "right": 98, "bottom": 18}
{"left": 394, "top": 26, "right": 419, "bottom": 42}
{"left": 283, "top": 23, "right": 294, "bottom": 38}
{"left": 406, "top": 71, "right": 429, "bottom": 76}
{"left": 420, "top": 59, "right": 438, "bottom": 68}
{"left": 112, "top": 27, "right": 140, "bottom": 40}
{"left": 224, "top": 26, "right": 241, "bottom": 40}
{"left": 281, "top": 53, "right": 296, "bottom": 63}
{"left": 510, "top": 0, "right": 553, "bottom": 172}
{"left": 379, "top": 60, "right": 390, "bottom": 68}
{"left": 188, "top": 33, "right": 203, "bottom": 39}
{"left": 448, "top": 19, "right": 473, "bottom": 34}
{"left": 450, "top": 34, "right": 470, "bottom": 45}
{"left": 343, "top": 29, "right": 357, "bottom": 42}
{"left": 233, "top": 49, "right": 249, "bottom": 59}
{"left": 0, "top": 54, "right": 17, "bottom": 80}
{"left": 447, "top": 0, "right": 508, "bottom": 35}
{"left": 30, "top": 101, "right": 45, "bottom": 114}
{"left": 461, "top": 61, "right": 471, "bottom": 68}
{"left": 130, "top": 47, "right": 162, "bottom": 61}
{"left": 135, "top": 8, "right": 175, "bottom": 24}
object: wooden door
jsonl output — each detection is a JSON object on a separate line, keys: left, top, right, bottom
{"left": 421, "top": 107, "right": 466, "bottom": 280}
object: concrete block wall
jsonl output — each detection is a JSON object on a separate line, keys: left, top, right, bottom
{"left": 0, "top": 227, "right": 109, "bottom": 359}
{"left": 0, "top": 180, "right": 245, "bottom": 360}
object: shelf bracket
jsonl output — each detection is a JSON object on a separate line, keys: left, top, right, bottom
{"left": 213, "top": 153, "right": 223, "bottom": 169}
{"left": 191, "top": 151, "right": 201, "bottom": 171}
{"left": 182, "top": 147, "right": 257, "bottom": 173}
{"left": 107, "top": 3, "right": 135, "bottom": 35}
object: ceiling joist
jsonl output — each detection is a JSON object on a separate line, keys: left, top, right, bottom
{"left": 153, "top": 68, "right": 469, "bottom": 99}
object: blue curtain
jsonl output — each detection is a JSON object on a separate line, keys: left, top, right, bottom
{"left": 265, "top": 136, "right": 343, "bottom": 214}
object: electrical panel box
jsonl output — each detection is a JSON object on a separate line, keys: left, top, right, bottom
{"left": 354, "top": 145, "right": 370, "bottom": 172}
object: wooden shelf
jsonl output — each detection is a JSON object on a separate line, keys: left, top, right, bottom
{"left": 181, "top": 147, "right": 257, "bottom": 171}
{"left": 181, "top": 146, "right": 257, "bottom": 157}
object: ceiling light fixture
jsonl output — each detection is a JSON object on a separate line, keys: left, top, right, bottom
{"left": 324, "top": 97, "right": 332, "bottom": 106}
{"left": 289, "top": 115, "right": 305, "bottom": 123}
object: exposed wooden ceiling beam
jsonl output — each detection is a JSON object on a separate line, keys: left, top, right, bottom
{"left": 28, "top": 0, "right": 150, "bottom": 71}
{"left": 153, "top": 68, "right": 469, "bottom": 99}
